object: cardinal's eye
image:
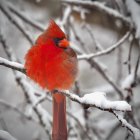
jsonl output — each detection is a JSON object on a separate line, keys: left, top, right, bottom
{"left": 54, "top": 37, "right": 69, "bottom": 49}
{"left": 54, "top": 38, "right": 64, "bottom": 46}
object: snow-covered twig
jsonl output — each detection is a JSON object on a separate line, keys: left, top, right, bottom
{"left": 1, "top": 36, "right": 139, "bottom": 140}
{"left": 61, "top": 0, "right": 130, "bottom": 26}
{"left": 56, "top": 90, "right": 131, "bottom": 112}
{"left": 78, "top": 31, "right": 131, "bottom": 60}
{"left": 58, "top": 5, "right": 72, "bottom": 27}
{"left": 0, "top": 41, "right": 124, "bottom": 99}
{"left": 0, "top": 56, "right": 129, "bottom": 112}
{"left": 113, "top": 111, "right": 140, "bottom": 140}
{"left": 0, "top": 3, "right": 33, "bottom": 45}
{"left": 0, "top": 57, "right": 25, "bottom": 73}
{"left": 0, "top": 34, "right": 52, "bottom": 137}
{"left": 67, "top": 23, "right": 124, "bottom": 98}
{"left": 122, "top": 52, "right": 140, "bottom": 90}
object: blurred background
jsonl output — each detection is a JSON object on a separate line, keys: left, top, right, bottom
{"left": 0, "top": 0, "right": 140, "bottom": 140}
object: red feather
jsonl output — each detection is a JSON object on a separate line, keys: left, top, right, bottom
{"left": 24, "top": 20, "right": 78, "bottom": 140}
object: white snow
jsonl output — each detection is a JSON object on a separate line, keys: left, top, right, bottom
{"left": 114, "top": 112, "right": 140, "bottom": 140}
{"left": 61, "top": 90, "right": 131, "bottom": 112}
{"left": 122, "top": 73, "right": 134, "bottom": 90}
{"left": 81, "top": 92, "right": 131, "bottom": 111}
{"left": 72, "top": 6, "right": 89, "bottom": 20}
{"left": 63, "top": 0, "right": 129, "bottom": 24}
{"left": 20, "top": 78, "right": 52, "bottom": 129}
{"left": 0, "top": 57, "right": 24, "bottom": 70}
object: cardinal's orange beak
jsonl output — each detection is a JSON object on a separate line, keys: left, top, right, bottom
{"left": 58, "top": 39, "right": 69, "bottom": 48}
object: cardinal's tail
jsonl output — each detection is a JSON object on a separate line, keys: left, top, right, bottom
{"left": 52, "top": 93, "right": 67, "bottom": 140}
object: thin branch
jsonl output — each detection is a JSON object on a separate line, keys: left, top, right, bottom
{"left": 105, "top": 123, "right": 120, "bottom": 140}
{"left": 78, "top": 31, "right": 131, "bottom": 60}
{"left": 55, "top": 90, "right": 131, "bottom": 112}
{"left": 0, "top": 130, "right": 18, "bottom": 140}
{"left": 0, "top": 43, "right": 124, "bottom": 99}
{"left": 67, "top": 111, "right": 92, "bottom": 140}
{"left": 112, "top": 111, "right": 140, "bottom": 140}
{"left": 0, "top": 56, "right": 130, "bottom": 112}
{"left": 128, "top": 38, "right": 135, "bottom": 74}
{"left": 0, "top": 3, "right": 33, "bottom": 45}
{"left": 134, "top": 50, "right": 140, "bottom": 82}
{"left": 61, "top": 0, "right": 130, "bottom": 27}
{"left": 88, "top": 59, "right": 124, "bottom": 99}
{"left": 0, "top": 99, "right": 32, "bottom": 121}
{"left": 7, "top": 3, "right": 44, "bottom": 32}
{"left": 0, "top": 57, "right": 25, "bottom": 73}
{"left": 84, "top": 24, "right": 103, "bottom": 51}
{"left": 0, "top": 33, "right": 52, "bottom": 137}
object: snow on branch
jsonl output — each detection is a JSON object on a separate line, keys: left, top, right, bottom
{"left": 61, "top": 0, "right": 130, "bottom": 26}
{"left": 0, "top": 57, "right": 25, "bottom": 73}
{"left": 0, "top": 56, "right": 131, "bottom": 112}
{"left": 57, "top": 90, "right": 131, "bottom": 112}
{"left": 122, "top": 53, "right": 140, "bottom": 90}
{"left": 0, "top": 34, "right": 52, "bottom": 136}
{"left": 78, "top": 31, "right": 131, "bottom": 60}
{"left": 113, "top": 111, "right": 140, "bottom": 140}
{"left": 0, "top": 56, "right": 139, "bottom": 138}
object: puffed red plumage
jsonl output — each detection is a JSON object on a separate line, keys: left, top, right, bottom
{"left": 25, "top": 20, "right": 78, "bottom": 91}
{"left": 24, "top": 20, "right": 78, "bottom": 140}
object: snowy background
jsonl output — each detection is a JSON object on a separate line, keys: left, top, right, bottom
{"left": 0, "top": 0, "right": 140, "bottom": 140}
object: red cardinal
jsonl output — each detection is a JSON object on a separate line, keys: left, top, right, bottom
{"left": 24, "top": 20, "right": 78, "bottom": 140}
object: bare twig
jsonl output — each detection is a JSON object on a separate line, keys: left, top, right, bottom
{"left": 7, "top": 3, "right": 44, "bottom": 32}
{"left": 83, "top": 24, "right": 103, "bottom": 51}
{"left": 61, "top": 0, "right": 130, "bottom": 27}
{"left": 105, "top": 123, "right": 120, "bottom": 140}
{"left": 0, "top": 3, "right": 33, "bottom": 45}
{"left": 0, "top": 99, "right": 32, "bottom": 120}
{"left": 88, "top": 59, "right": 124, "bottom": 99}
{"left": 78, "top": 31, "right": 131, "bottom": 60}
{"left": 127, "top": 38, "right": 135, "bottom": 74}
{"left": 0, "top": 56, "right": 130, "bottom": 112}
{"left": 134, "top": 51, "right": 140, "bottom": 82}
